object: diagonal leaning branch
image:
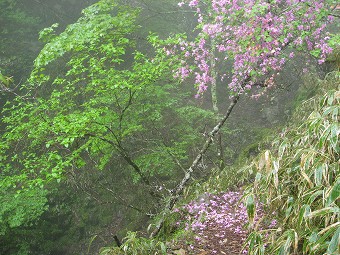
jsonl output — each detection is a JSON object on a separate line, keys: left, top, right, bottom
{"left": 150, "top": 94, "right": 240, "bottom": 237}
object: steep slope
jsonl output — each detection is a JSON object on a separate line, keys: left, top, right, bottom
{"left": 100, "top": 71, "right": 339, "bottom": 255}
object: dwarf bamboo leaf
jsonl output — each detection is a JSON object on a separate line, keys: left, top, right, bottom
{"left": 326, "top": 179, "right": 340, "bottom": 207}
{"left": 327, "top": 226, "right": 340, "bottom": 254}
{"left": 247, "top": 194, "right": 255, "bottom": 225}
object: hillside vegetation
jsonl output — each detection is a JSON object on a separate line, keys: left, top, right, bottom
{"left": 101, "top": 72, "right": 339, "bottom": 254}
{"left": 1, "top": 1, "right": 338, "bottom": 254}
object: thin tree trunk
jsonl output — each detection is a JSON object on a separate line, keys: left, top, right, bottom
{"left": 217, "top": 132, "right": 225, "bottom": 170}
{"left": 150, "top": 94, "right": 240, "bottom": 237}
{"left": 210, "top": 38, "right": 219, "bottom": 113}
{"left": 209, "top": 38, "right": 225, "bottom": 169}
{"left": 113, "top": 235, "right": 122, "bottom": 247}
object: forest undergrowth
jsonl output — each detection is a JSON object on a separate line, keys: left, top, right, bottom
{"left": 100, "top": 72, "right": 339, "bottom": 255}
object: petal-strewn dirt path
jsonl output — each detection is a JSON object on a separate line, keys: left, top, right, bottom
{"left": 167, "top": 190, "right": 263, "bottom": 255}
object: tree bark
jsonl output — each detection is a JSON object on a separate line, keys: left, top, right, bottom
{"left": 210, "top": 38, "right": 219, "bottom": 113}
{"left": 209, "top": 38, "right": 225, "bottom": 169}
{"left": 150, "top": 94, "right": 240, "bottom": 237}
{"left": 217, "top": 132, "right": 225, "bottom": 170}
{"left": 113, "top": 235, "right": 122, "bottom": 247}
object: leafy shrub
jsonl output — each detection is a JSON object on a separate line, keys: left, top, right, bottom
{"left": 99, "top": 231, "right": 166, "bottom": 255}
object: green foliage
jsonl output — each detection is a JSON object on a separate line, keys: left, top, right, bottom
{"left": 328, "top": 33, "right": 340, "bottom": 49}
{"left": 0, "top": 188, "right": 48, "bottom": 235}
{"left": 0, "top": 0, "right": 144, "bottom": 238}
{"left": 1, "top": 0, "right": 149, "bottom": 193}
{"left": 0, "top": 72, "right": 13, "bottom": 87}
{"left": 0, "top": 0, "right": 41, "bottom": 76}
{"left": 0, "top": 2, "right": 216, "bottom": 253}
{"left": 246, "top": 73, "right": 340, "bottom": 255}
{"left": 99, "top": 231, "right": 167, "bottom": 255}
{"left": 0, "top": 0, "right": 39, "bottom": 25}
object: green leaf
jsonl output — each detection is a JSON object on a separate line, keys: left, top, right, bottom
{"left": 298, "top": 204, "right": 311, "bottom": 225}
{"left": 326, "top": 179, "right": 340, "bottom": 206}
{"left": 327, "top": 226, "right": 340, "bottom": 254}
{"left": 246, "top": 194, "right": 255, "bottom": 225}
{"left": 314, "top": 164, "right": 323, "bottom": 186}
{"left": 308, "top": 207, "right": 339, "bottom": 218}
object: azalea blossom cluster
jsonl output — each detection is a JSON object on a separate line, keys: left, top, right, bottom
{"left": 174, "top": 191, "right": 264, "bottom": 253}
{"left": 171, "top": 0, "right": 334, "bottom": 97}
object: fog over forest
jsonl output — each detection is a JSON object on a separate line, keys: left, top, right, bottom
{"left": 0, "top": 1, "right": 339, "bottom": 254}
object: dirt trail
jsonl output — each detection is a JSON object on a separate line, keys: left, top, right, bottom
{"left": 167, "top": 190, "right": 258, "bottom": 255}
